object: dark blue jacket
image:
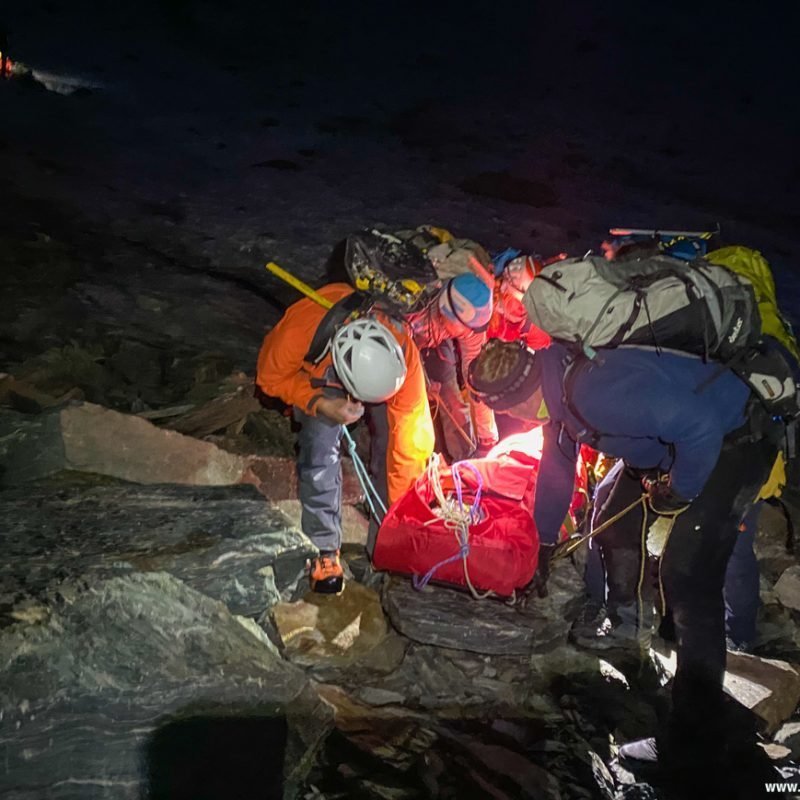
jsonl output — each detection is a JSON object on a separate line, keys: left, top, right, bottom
{"left": 534, "top": 343, "right": 751, "bottom": 544}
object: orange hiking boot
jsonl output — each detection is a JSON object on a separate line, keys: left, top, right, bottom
{"left": 309, "top": 550, "right": 344, "bottom": 594}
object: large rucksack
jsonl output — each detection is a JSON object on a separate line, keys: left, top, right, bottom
{"left": 524, "top": 252, "right": 799, "bottom": 417}
{"left": 524, "top": 253, "right": 760, "bottom": 361}
{"left": 392, "top": 225, "right": 493, "bottom": 280}
{"left": 705, "top": 246, "right": 800, "bottom": 362}
{"left": 344, "top": 229, "right": 440, "bottom": 314}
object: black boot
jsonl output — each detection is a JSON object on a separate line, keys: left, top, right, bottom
{"left": 569, "top": 600, "right": 651, "bottom": 655}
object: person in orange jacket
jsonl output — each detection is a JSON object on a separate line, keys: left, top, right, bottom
{"left": 256, "top": 283, "right": 434, "bottom": 593}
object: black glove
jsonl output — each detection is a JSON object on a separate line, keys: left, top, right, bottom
{"left": 530, "top": 542, "right": 557, "bottom": 599}
{"left": 646, "top": 479, "right": 691, "bottom": 515}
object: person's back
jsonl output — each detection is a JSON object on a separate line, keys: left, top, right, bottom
{"left": 528, "top": 343, "right": 751, "bottom": 538}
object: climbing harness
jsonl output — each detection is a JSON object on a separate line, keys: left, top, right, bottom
{"left": 412, "top": 454, "right": 493, "bottom": 600}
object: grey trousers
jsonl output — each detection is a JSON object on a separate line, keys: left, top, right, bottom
{"left": 294, "top": 408, "right": 343, "bottom": 553}
{"left": 294, "top": 405, "right": 391, "bottom": 554}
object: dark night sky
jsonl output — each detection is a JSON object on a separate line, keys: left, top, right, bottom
{"left": 2, "top": 0, "right": 798, "bottom": 252}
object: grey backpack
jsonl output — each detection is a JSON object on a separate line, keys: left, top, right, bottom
{"left": 523, "top": 254, "right": 760, "bottom": 362}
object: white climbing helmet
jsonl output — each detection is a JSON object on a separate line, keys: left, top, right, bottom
{"left": 331, "top": 317, "right": 407, "bottom": 403}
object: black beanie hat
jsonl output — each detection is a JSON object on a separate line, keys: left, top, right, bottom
{"left": 468, "top": 340, "right": 540, "bottom": 411}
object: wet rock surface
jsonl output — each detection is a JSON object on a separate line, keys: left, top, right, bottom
{"left": 0, "top": 476, "right": 314, "bottom": 620}
{"left": 0, "top": 572, "right": 327, "bottom": 800}
{"left": 272, "top": 582, "right": 388, "bottom": 668}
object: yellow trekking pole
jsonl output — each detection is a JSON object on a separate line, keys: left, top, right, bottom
{"left": 265, "top": 261, "right": 333, "bottom": 309}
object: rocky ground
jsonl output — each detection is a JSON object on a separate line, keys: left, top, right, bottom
{"left": 4, "top": 313, "right": 800, "bottom": 800}
{"left": 2, "top": 2, "right": 800, "bottom": 798}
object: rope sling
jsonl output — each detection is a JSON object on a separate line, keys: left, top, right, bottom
{"left": 341, "top": 426, "right": 387, "bottom": 523}
{"left": 412, "top": 453, "right": 494, "bottom": 600}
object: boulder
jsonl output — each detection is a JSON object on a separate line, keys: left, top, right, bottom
{"left": 0, "top": 478, "right": 315, "bottom": 619}
{"left": 652, "top": 643, "right": 800, "bottom": 734}
{"left": 0, "top": 572, "right": 331, "bottom": 799}
{"left": 0, "top": 403, "right": 252, "bottom": 486}
{"left": 381, "top": 558, "right": 585, "bottom": 656}
{"left": 775, "top": 566, "right": 800, "bottom": 612}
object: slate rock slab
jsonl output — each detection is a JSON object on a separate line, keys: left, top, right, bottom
{"left": 0, "top": 477, "right": 315, "bottom": 619}
{"left": 652, "top": 642, "right": 800, "bottom": 734}
{"left": 382, "top": 561, "right": 584, "bottom": 655}
{"left": 0, "top": 403, "right": 252, "bottom": 486}
{"left": 0, "top": 572, "right": 331, "bottom": 799}
{"left": 775, "top": 565, "right": 800, "bottom": 612}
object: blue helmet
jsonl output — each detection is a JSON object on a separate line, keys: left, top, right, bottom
{"left": 437, "top": 273, "right": 493, "bottom": 332}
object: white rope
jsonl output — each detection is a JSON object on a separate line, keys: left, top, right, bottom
{"left": 424, "top": 454, "right": 493, "bottom": 600}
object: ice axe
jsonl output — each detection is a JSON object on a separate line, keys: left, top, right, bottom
{"left": 264, "top": 261, "right": 334, "bottom": 309}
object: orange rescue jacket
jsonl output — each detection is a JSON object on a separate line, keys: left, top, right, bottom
{"left": 256, "top": 283, "right": 434, "bottom": 503}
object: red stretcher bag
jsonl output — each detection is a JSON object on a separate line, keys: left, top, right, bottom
{"left": 373, "top": 456, "right": 540, "bottom": 597}
{"left": 372, "top": 434, "right": 589, "bottom": 598}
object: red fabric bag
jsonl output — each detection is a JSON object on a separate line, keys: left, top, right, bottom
{"left": 372, "top": 458, "right": 540, "bottom": 597}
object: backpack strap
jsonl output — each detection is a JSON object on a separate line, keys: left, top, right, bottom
{"left": 559, "top": 352, "right": 603, "bottom": 449}
{"left": 304, "top": 292, "right": 371, "bottom": 364}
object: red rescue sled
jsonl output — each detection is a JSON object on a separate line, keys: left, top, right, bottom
{"left": 373, "top": 430, "right": 588, "bottom": 598}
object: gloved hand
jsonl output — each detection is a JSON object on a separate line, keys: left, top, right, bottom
{"left": 646, "top": 479, "right": 691, "bottom": 516}
{"left": 530, "top": 542, "right": 557, "bottom": 599}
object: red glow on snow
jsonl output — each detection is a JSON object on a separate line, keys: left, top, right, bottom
{"left": 486, "top": 426, "right": 544, "bottom": 460}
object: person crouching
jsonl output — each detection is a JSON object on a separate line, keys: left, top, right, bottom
{"left": 256, "top": 282, "right": 434, "bottom": 594}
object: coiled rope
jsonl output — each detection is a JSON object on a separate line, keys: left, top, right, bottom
{"left": 412, "top": 454, "right": 492, "bottom": 599}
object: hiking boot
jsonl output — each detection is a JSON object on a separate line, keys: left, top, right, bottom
{"left": 617, "top": 737, "right": 659, "bottom": 774}
{"left": 309, "top": 550, "right": 344, "bottom": 594}
{"left": 569, "top": 601, "right": 607, "bottom": 639}
{"left": 569, "top": 611, "right": 644, "bottom": 654}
